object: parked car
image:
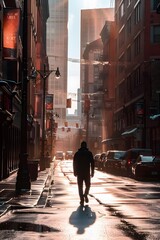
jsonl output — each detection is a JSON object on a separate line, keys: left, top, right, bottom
{"left": 94, "top": 153, "right": 101, "bottom": 168}
{"left": 65, "top": 151, "right": 73, "bottom": 160}
{"left": 132, "top": 155, "right": 160, "bottom": 179}
{"left": 104, "top": 150, "right": 126, "bottom": 174}
{"left": 98, "top": 152, "right": 107, "bottom": 171}
{"left": 55, "top": 151, "right": 64, "bottom": 160}
{"left": 121, "top": 148, "right": 152, "bottom": 176}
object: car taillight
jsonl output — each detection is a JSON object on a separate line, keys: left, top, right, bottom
{"left": 128, "top": 159, "right": 131, "bottom": 165}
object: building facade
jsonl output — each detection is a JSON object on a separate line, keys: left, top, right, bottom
{"left": 113, "top": 0, "right": 160, "bottom": 153}
{"left": 0, "top": 0, "right": 49, "bottom": 180}
{"left": 47, "top": 0, "right": 68, "bottom": 128}
{"left": 80, "top": 8, "right": 114, "bottom": 152}
{"left": 82, "top": 38, "right": 104, "bottom": 154}
{"left": 100, "top": 20, "right": 116, "bottom": 152}
{"left": 80, "top": 8, "right": 114, "bottom": 92}
{"left": 80, "top": 2, "right": 160, "bottom": 154}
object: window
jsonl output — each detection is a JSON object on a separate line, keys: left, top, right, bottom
{"left": 127, "top": 46, "right": 131, "bottom": 62}
{"left": 134, "top": 67, "right": 141, "bottom": 86}
{"left": 134, "top": 34, "right": 141, "bottom": 56}
{"left": 134, "top": 0, "right": 141, "bottom": 24}
{"left": 151, "top": 0, "right": 160, "bottom": 11}
{"left": 94, "top": 66, "right": 100, "bottom": 81}
{"left": 151, "top": 25, "right": 160, "bottom": 43}
{"left": 127, "top": 75, "right": 132, "bottom": 95}
{"left": 129, "top": 67, "right": 141, "bottom": 95}
{"left": 119, "top": 26, "right": 125, "bottom": 48}
{"left": 127, "top": 16, "right": 131, "bottom": 35}
{"left": 119, "top": 54, "right": 125, "bottom": 74}
{"left": 119, "top": 81, "right": 125, "bottom": 100}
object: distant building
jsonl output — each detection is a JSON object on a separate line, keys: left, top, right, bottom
{"left": 82, "top": 38, "right": 103, "bottom": 154}
{"left": 100, "top": 20, "right": 116, "bottom": 152}
{"left": 80, "top": 8, "right": 114, "bottom": 151}
{"left": 80, "top": 8, "right": 114, "bottom": 92}
{"left": 47, "top": 0, "right": 68, "bottom": 126}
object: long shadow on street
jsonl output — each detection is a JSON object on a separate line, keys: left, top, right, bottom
{"left": 69, "top": 205, "right": 96, "bottom": 234}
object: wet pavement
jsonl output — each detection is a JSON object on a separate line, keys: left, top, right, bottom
{"left": 0, "top": 160, "right": 133, "bottom": 240}
{"left": 0, "top": 160, "right": 160, "bottom": 239}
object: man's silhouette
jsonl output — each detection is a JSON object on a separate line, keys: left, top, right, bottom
{"left": 73, "top": 141, "right": 94, "bottom": 205}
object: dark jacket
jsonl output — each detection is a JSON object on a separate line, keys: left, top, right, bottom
{"left": 73, "top": 147, "right": 94, "bottom": 177}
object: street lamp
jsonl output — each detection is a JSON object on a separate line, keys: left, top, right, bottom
{"left": 36, "top": 64, "right": 60, "bottom": 171}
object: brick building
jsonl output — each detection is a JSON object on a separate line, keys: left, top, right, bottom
{"left": 113, "top": 0, "right": 160, "bottom": 153}
{"left": 0, "top": 0, "right": 49, "bottom": 180}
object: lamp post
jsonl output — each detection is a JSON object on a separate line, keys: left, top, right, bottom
{"left": 36, "top": 64, "right": 60, "bottom": 171}
{"left": 16, "top": 0, "right": 31, "bottom": 193}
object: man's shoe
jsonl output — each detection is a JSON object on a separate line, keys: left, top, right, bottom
{"left": 84, "top": 195, "right": 89, "bottom": 203}
{"left": 80, "top": 199, "right": 84, "bottom": 206}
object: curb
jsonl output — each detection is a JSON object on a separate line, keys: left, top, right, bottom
{"left": 0, "top": 164, "right": 54, "bottom": 218}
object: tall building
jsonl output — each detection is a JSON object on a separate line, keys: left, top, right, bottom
{"left": 47, "top": 0, "right": 68, "bottom": 126}
{"left": 100, "top": 20, "right": 116, "bottom": 152}
{"left": 80, "top": 8, "right": 114, "bottom": 150}
{"left": 0, "top": 0, "right": 49, "bottom": 180}
{"left": 80, "top": 8, "right": 114, "bottom": 91}
{"left": 113, "top": 0, "right": 160, "bottom": 153}
{"left": 82, "top": 38, "right": 104, "bottom": 154}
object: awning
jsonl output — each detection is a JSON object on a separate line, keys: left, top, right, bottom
{"left": 121, "top": 127, "right": 137, "bottom": 136}
{"left": 101, "top": 138, "right": 120, "bottom": 143}
{"left": 102, "top": 139, "right": 111, "bottom": 143}
{"left": 150, "top": 114, "right": 160, "bottom": 120}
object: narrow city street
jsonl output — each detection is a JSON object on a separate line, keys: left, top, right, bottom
{"left": 0, "top": 160, "right": 160, "bottom": 240}
{"left": 1, "top": 1, "right": 160, "bottom": 239}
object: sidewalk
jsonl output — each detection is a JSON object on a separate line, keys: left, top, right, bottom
{"left": 0, "top": 162, "right": 53, "bottom": 217}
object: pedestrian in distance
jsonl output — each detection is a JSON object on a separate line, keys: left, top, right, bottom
{"left": 73, "top": 141, "right": 95, "bottom": 206}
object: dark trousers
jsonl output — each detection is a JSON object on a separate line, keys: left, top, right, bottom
{"left": 77, "top": 175, "right": 90, "bottom": 200}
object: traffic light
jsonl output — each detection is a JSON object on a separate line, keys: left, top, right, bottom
{"left": 67, "top": 127, "right": 71, "bottom": 132}
{"left": 64, "top": 121, "right": 68, "bottom": 127}
{"left": 66, "top": 98, "right": 72, "bottom": 108}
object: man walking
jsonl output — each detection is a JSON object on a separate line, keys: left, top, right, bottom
{"left": 73, "top": 141, "right": 94, "bottom": 206}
